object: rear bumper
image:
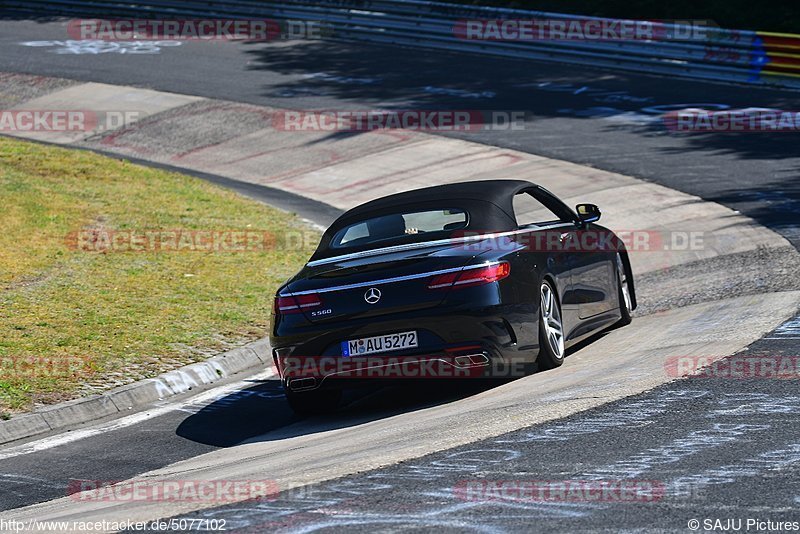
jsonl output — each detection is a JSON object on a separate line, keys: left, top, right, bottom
{"left": 281, "top": 350, "right": 503, "bottom": 392}
{"left": 271, "top": 304, "right": 536, "bottom": 390}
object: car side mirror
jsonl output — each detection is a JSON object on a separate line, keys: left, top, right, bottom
{"left": 576, "top": 203, "right": 601, "bottom": 224}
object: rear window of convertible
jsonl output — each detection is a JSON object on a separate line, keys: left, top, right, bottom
{"left": 331, "top": 209, "right": 468, "bottom": 249}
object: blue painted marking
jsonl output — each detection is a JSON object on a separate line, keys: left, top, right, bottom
{"left": 748, "top": 36, "right": 768, "bottom": 82}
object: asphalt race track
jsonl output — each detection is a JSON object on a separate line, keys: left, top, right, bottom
{"left": 1, "top": 14, "right": 800, "bottom": 533}
{"left": 157, "top": 333, "right": 800, "bottom": 533}
{"left": 1, "top": 19, "right": 799, "bottom": 248}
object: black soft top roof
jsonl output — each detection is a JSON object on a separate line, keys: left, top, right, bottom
{"left": 339, "top": 179, "right": 534, "bottom": 223}
{"left": 310, "top": 180, "right": 543, "bottom": 262}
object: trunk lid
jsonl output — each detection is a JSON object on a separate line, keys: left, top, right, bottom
{"left": 282, "top": 242, "right": 477, "bottom": 323}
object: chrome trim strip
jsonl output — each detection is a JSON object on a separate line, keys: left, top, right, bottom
{"left": 306, "top": 223, "right": 573, "bottom": 267}
{"left": 280, "top": 261, "right": 502, "bottom": 297}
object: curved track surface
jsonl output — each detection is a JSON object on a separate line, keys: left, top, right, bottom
{"left": 1, "top": 19, "right": 799, "bottom": 248}
{"left": 1, "top": 16, "right": 799, "bottom": 533}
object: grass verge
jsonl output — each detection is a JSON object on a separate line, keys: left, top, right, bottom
{"left": 0, "top": 137, "right": 317, "bottom": 413}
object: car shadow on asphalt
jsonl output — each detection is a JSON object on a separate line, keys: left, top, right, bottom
{"left": 175, "top": 378, "right": 509, "bottom": 448}
{"left": 175, "top": 329, "right": 612, "bottom": 449}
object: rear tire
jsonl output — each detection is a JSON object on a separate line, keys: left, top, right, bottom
{"left": 615, "top": 253, "right": 633, "bottom": 328}
{"left": 538, "top": 280, "right": 565, "bottom": 370}
{"left": 285, "top": 387, "right": 341, "bottom": 416}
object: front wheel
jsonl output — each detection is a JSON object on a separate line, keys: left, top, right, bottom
{"left": 538, "top": 280, "right": 565, "bottom": 370}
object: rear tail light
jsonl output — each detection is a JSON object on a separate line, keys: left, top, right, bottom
{"left": 275, "top": 293, "right": 323, "bottom": 314}
{"left": 428, "top": 262, "right": 510, "bottom": 290}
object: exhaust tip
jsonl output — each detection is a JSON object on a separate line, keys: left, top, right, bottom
{"left": 468, "top": 353, "right": 490, "bottom": 365}
{"left": 454, "top": 353, "right": 490, "bottom": 367}
{"left": 288, "top": 377, "right": 317, "bottom": 391}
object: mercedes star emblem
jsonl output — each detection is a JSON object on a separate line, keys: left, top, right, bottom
{"left": 364, "top": 287, "right": 382, "bottom": 304}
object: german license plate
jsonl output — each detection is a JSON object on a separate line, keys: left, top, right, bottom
{"left": 341, "top": 331, "right": 418, "bottom": 357}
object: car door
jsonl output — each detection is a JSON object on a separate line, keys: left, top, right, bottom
{"left": 570, "top": 222, "right": 618, "bottom": 319}
{"left": 522, "top": 188, "right": 617, "bottom": 320}
{"left": 511, "top": 189, "right": 581, "bottom": 333}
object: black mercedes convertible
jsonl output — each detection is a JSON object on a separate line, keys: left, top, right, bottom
{"left": 271, "top": 180, "right": 636, "bottom": 414}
